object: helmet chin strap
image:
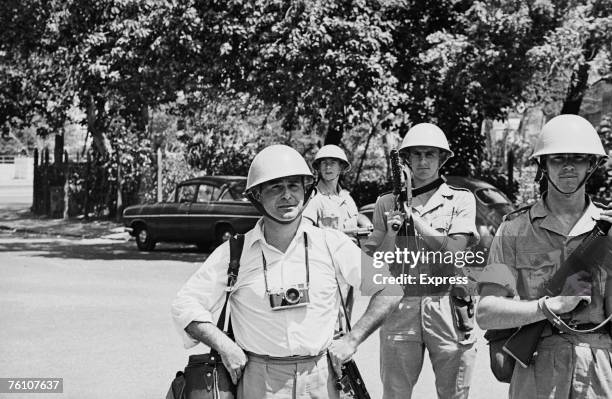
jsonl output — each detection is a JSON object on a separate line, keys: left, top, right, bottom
{"left": 246, "top": 179, "right": 317, "bottom": 225}
{"left": 536, "top": 157, "right": 605, "bottom": 195}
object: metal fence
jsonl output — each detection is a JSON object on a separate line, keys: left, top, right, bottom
{"left": 33, "top": 149, "right": 118, "bottom": 218}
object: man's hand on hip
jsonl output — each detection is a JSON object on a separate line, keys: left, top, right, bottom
{"left": 220, "top": 341, "right": 248, "bottom": 384}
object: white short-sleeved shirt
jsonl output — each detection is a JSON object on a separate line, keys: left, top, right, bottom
{"left": 172, "top": 219, "right": 399, "bottom": 356}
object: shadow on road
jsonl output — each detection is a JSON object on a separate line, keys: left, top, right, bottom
{"left": 0, "top": 239, "right": 208, "bottom": 263}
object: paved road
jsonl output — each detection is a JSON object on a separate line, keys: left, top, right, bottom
{"left": 0, "top": 183, "right": 32, "bottom": 209}
{"left": 0, "top": 233, "right": 508, "bottom": 399}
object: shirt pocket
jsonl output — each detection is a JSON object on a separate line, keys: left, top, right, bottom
{"left": 515, "top": 251, "right": 560, "bottom": 299}
{"left": 428, "top": 212, "right": 454, "bottom": 234}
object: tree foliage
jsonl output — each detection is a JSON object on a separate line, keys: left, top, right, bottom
{"left": 2, "top": 0, "right": 611, "bottom": 211}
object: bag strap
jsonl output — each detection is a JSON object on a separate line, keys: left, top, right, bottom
{"left": 211, "top": 234, "right": 244, "bottom": 357}
{"left": 321, "top": 230, "right": 353, "bottom": 332}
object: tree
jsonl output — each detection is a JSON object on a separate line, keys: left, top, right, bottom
{"left": 0, "top": 0, "right": 74, "bottom": 146}
{"left": 187, "top": 0, "right": 404, "bottom": 144}
{"left": 524, "top": 0, "right": 612, "bottom": 115}
{"left": 386, "top": 0, "right": 610, "bottom": 176}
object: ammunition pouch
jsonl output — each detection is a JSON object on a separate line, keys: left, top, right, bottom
{"left": 450, "top": 295, "right": 475, "bottom": 332}
{"left": 450, "top": 286, "right": 475, "bottom": 332}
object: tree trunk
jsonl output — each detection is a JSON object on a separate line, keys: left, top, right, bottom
{"left": 324, "top": 112, "right": 344, "bottom": 145}
{"left": 560, "top": 37, "right": 600, "bottom": 115}
{"left": 86, "top": 95, "right": 111, "bottom": 157}
{"left": 352, "top": 124, "right": 378, "bottom": 186}
{"left": 54, "top": 132, "right": 64, "bottom": 164}
{"left": 560, "top": 62, "right": 591, "bottom": 115}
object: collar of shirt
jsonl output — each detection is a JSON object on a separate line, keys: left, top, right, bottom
{"left": 243, "top": 217, "right": 314, "bottom": 253}
{"left": 529, "top": 195, "right": 601, "bottom": 237}
{"left": 413, "top": 182, "right": 455, "bottom": 216}
{"left": 316, "top": 186, "right": 351, "bottom": 204}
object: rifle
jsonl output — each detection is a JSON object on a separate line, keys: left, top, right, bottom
{"left": 502, "top": 219, "right": 612, "bottom": 368}
{"left": 389, "top": 149, "right": 412, "bottom": 232}
{"left": 331, "top": 277, "right": 371, "bottom": 399}
{"left": 334, "top": 358, "right": 371, "bottom": 399}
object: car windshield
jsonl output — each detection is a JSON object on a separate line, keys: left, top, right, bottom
{"left": 219, "top": 181, "right": 248, "bottom": 201}
{"left": 475, "top": 188, "right": 509, "bottom": 205}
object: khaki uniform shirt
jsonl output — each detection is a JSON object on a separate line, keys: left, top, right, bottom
{"left": 303, "top": 188, "right": 359, "bottom": 230}
{"left": 479, "top": 196, "right": 612, "bottom": 325}
{"left": 365, "top": 183, "right": 480, "bottom": 254}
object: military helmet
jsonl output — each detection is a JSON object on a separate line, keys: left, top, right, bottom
{"left": 399, "top": 123, "right": 455, "bottom": 158}
{"left": 530, "top": 114, "right": 607, "bottom": 159}
{"left": 312, "top": 144, "right": 351, "bottom": 172}
{"left": 246, "top": 145, "right": 314, "bottom": 192}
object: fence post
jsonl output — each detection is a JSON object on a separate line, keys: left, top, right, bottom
{"left": 32, "top": 149, "right": 39, "bottom": 213}
{"left": 43, "top": 149, "right": 50, "bottom": 216}
{"left": 116, "top": 151, "right": 123, "bottom": 221}
{"left": 63, "top": 164, "right": 70, "bottom": 220}
{"left": 157, "top": 147, "right": 163, "bottom": 202}
{"left": 83, "top": 151, "right": 91, "bottom": 219}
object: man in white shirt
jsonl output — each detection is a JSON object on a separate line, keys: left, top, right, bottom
{"left": 172, "top": 144, "right": 402, "bottom": 399}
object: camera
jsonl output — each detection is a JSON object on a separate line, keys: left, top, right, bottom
{"left": 268, "top": 284, "right": 310, "bottom": 311}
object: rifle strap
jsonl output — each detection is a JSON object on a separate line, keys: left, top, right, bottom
{"left": 539, "top": 296, "right": 612, "bottom": 334}
{"left": 412, "top": 176, "right": 445, "bottom": 196}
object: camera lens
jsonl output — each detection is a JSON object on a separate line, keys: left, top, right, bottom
{"left": 284, "top": 287, "right": 301, "bottom": 304}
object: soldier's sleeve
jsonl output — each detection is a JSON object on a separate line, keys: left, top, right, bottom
{"left": 448, "top": 191, "right": 480, "bottom": 247}
{"left": 302, "top": 193, "right": 321, "bottom": 225}
{"left": 477, "top": 222, "right": 519, "bottom": 296}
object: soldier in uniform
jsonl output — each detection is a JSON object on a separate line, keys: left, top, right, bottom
{"left": 477, "top": 114, "right": 612, "bottom": 398}
{"left": 364, "top": 123, "right": 480, "bottom": 399}
{"left": 303, "top": 144, "right": 372, "bottom": 233}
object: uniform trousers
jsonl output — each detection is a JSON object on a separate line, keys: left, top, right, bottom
{"left": 238, "top": 351, "right": 339, "bottom": 399}
{"left": 380, "top": 296, "right": 476, "bottom": 399}
{"left": 509, "top": 333, "right": 612, "bottom": 399}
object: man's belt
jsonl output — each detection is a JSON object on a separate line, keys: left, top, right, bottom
{"left": 245, "top": 350, "right": 327, "bottom": 363}
{"left": 551, "top": 322, "right": 608, "bottom": 335}
{"left": 540, "top": 296, "right": 612, "bottom": 335}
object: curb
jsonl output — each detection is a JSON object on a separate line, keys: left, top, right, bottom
{"left": 0, "top": 224, "right": 128, "bottom": 240}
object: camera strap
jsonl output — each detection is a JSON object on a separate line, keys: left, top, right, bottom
{"left": 261, "top": 232, "right": 310, "bottom": 294}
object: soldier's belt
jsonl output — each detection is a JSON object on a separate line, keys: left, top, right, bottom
{"left": 551, "top": 322, "right": 608, "bottom": 335}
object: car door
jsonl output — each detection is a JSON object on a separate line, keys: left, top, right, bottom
{"left": 156, "top": 183, "right": 197, "bottom": 242}
{"left": 187, "top": 182, "right": 222, "bottom": 243}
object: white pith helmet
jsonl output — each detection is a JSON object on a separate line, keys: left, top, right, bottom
{"left": 312, "top": 144, "right": 351, "bottom": 172}
{"left": 399, "top": 123, "right": 454, "bottom": 158}
{"left": 246, "top": 145, "right": 314, "bottom": 192}
{"left": 530, "top": 114, "right": 607, "bottom": 159}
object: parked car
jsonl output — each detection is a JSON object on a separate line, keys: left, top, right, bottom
{"left": 123, "top": 176, "right": 260, "bottom": 251}
{"left": 358, "top": 175, "right": 515, "bottom": 250}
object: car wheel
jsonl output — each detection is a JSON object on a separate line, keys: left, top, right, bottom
{"left": 135, "top": 225, "right": 156, "bottom": 251}
{"left": 215, "top": 225, "right": 235, "bottom": 246}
